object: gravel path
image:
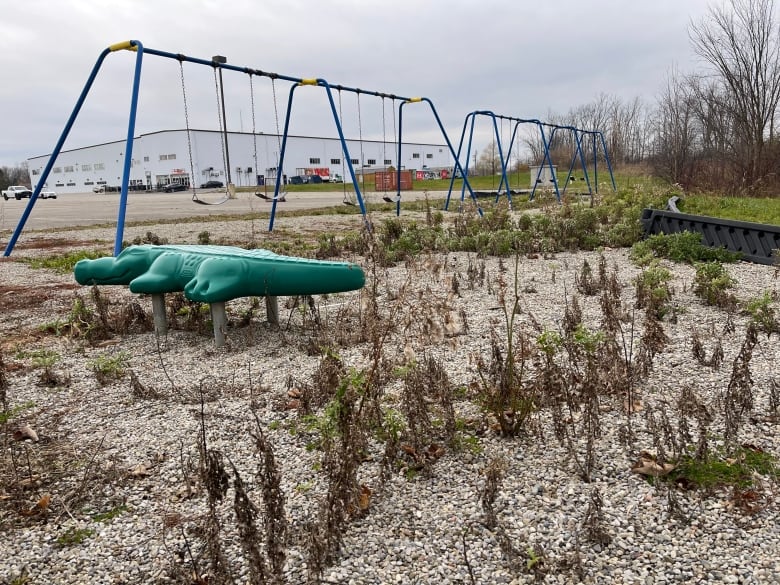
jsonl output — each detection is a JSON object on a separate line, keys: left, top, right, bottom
{"left": 1, "top": 213, "right": 779, "bottom": 584}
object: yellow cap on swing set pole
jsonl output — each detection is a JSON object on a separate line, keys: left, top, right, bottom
{"left": 407, "top": 97, "right": 423, "bottom": 103}
{"left": 299, "top": 78, "right": 318, "bottom": 86}
{"left": 108, "top": 41, "right": 137, "bottom": 52}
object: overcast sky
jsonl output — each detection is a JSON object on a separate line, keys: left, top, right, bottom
{"left": 0, "top": 0, "right": 716, "bottom": 168}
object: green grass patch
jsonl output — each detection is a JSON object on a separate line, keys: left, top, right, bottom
{"left": 91, "top": 504, "right": 128, "bottom": 522}
{"left": 669, "top": 445, "right": 780, "bottom": 491}
{"left": 56, "top": 527, "right": 94, "bottom": 547}
{"left": 677, "top": 194, "right": 780, "bottom": 226}
{"left": 22, "top": 249, "right": 108, "bottom": 273}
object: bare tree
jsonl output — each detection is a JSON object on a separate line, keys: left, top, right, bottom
{"left": 650, "top": 69, "right": 700, "bottom": 187}
{"left": 476, "top": 140, "right": 502, "bottom": 176}
{"left": 689, "top": 0, "right": 780, "bottom": 191}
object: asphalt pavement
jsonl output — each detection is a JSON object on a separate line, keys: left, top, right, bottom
{"left": 0, "top": 189, "right": 442, "bottom": 234}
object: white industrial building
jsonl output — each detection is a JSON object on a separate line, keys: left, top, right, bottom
{"left": 27, "top": 129, "right": 453, "bottom": 194}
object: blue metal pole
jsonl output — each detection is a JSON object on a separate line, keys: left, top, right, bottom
{"left": 598, "top": 131, "right": 617, "bottom": 191}
{"left": 460, "top": 114, "right": 478, "bottom": 206}
{"left": 3, "top": 43, "right": 122, "bottom": 256}
{"left": 574, "top": 129, "right": 592, "bottom": 196}
{"left": 320, "top": 81, "right": 367, "bottom": 220}
{"left": 444, "top": 113, "right": 471, "bottom": 211}
{"left": 592, "top": 133, "right": 599, "bottom": 191}
{"left": 396, "top": 100, "right": 404, "bottom": 214}
{"left": 489, "top": 113, "right": 511, "bottom": 208}
{"left": 269, "top": 82, "right": 298, "bottom": 231}
{"left": 497, "top": 118, "right": 519, "bottom": 195}
{"left": 113, "top": 41, "right": 145, "bottom": 256}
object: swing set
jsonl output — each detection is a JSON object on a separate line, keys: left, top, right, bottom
{"left": 442, "top": 111, "right": 616, "bottom": 212}
{"left": 3, "top": 40, "right": 471, "bottom": 257}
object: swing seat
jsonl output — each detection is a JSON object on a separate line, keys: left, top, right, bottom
{"left": 382, "top": 193, "right": 401, "bottom": 203}
{"left": 256, "top": 191, "right": 287, "bottom": 202}
{"left": 192, "top": 192, "right": 231, "bottom": 206}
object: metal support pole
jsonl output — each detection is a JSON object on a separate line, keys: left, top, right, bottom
{"left": 265, "top": 296, "right": 279, "bottom": 325}
{"left": 151, "top": 293, "right": 168, "bottom": 335}
{"left": 211, "top": 302, "right": 228, "bottom": 347}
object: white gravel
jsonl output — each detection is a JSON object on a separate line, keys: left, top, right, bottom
{"left": 1, "top": 213, "right": 779, "bottom": 584}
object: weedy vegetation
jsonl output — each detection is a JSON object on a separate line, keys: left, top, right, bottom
{"left": 2, "top": 182, "right": 779, "bottom": 583}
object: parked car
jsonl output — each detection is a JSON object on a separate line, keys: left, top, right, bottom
{"left": 163, "top": 183, "right": 188, "bottom": 193}
{"left": 39, "top": 191, "right": 57, "bottom": 199}
{"left": 199, "top": 180, "right": 224, "bottom": 189}
{"left": 2, "top": 185, "right": 33, "bottom": 200}
{"left": 289, "top": 175, "right": 307, "bottom": 185}
{"left": 93, "top": 186, "right": 105, "bottom": 194}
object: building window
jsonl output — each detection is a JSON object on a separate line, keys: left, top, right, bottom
{"left": 330, "top": 158, "right": 340, "bottom": 165}
{"left": 309, "top": 157, "right": 321, "bottom": 164}
{"left": 384, "top": 159, "right": 392, "bottom": 165}
{"left": 168, "top": 154, "right": 176, "bottom": 160}
{"left": 159, "top": 154, "right": 167, "bottom": 161}
{"left": 367, "top": 159, "right": 376, "bottom": 165}
{"left": 84, "top": 181, "right": 94, "bottom": 185}
{"left": 426, "top": 154, "right": 433, "bottom": 159}
{"left": 53, "top": 167, "right": 62, "bottom": 173}
{"left": 94, "top": 163, "right": 105, "bottom": 171}
{"left": 64, "top": 166, "right": 74, "bottom": 172}
{"left": 81, "top": 164, "right": 92, "bottom": 171}
{"left": 31, "top": 169, "right": 40, "bottom": 175}
{"left": 66, "top": 182, "right": 76, "bottom": 186}
{"left": 350, "top": 158, "right": 359, "bottom": 165}
{"left": 55, "top": 182, "right": 64, "bottom": 187}
{"left": 412, "top": 153, "right": 420, "bottom": 159}
{"left": 143, "top": 156, "right": 149, "bottom": 162}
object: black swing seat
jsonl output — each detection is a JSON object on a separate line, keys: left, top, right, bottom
{"left": 192, "top": 192, "right": 231, "bottom": 206}
{"left": 255, "top": 191, "right": 286, "bottom": 202}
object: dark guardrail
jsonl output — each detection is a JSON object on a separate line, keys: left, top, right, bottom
{"left": 640, "top": 207, "right": 780, "bottom": 265}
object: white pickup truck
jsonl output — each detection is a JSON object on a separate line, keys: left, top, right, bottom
{"left": 2, "top": 185, "right": 33, "bottom": 200}
{"left": 1, "top": 186, "right": 56, "bottom": 200}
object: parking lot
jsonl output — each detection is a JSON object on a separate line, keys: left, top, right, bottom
{"left": 0, "top": 189, "right": 438, "bottom": 233}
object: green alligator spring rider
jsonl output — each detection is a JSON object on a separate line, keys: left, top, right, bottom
{"left": 74, "top": 245, "right": 366, "bottom": 346}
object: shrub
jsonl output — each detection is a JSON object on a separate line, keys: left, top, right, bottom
{"left": 693, "top": 262, "right": 736, "bottom": 308}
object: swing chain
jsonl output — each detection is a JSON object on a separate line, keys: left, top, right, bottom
{"left": 249, "top": 74, "right": 259, "bottom": 188}
{"left": 336, "top": 89, "right": 353, "bottom": 205}
{"left": 356, "top": 91, "right": 366, "bottom": 194}
{"left": 381, "top": 96, "right": 387, "bottom": 169}
{"left": 179, "top": 60, "right": 197, "bottom": 198}
{"left": 213, "top": 66, "right": 229, "bottom": 194}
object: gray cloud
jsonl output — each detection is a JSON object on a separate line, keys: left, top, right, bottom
{"left": 0, "top": 0, "right": 712, "bottom": 166}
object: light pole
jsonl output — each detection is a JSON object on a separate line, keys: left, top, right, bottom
{"left": 212, "top": 55, "right": 232, "bottom": 186}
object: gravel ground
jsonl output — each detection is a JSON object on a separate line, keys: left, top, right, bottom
{"left": 1, "top": 212, "right": 779, "bottom": 584}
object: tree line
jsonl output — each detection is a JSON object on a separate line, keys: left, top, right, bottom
{"left": 473, "top": 0, "right": 780, "bottom": 197}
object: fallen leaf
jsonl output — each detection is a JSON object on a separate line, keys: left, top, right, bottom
{"left": 358, "top": 484, "right": 371, "bottom": 511}
{"left": 401, "top": 444, "right": 417, "bottom": 457}
{"left": 287, "top": 387, "right": 302, "bottom": 399}
{"left": 631, "top": 453, "right": 675, "bottom": 477}
{"left": 285, "top": 399, "right": 301, "bottom": 410}
{"left": 19, "top": 493, "right": 51, "bottom": 516}
{"left": 36, "top": 494, "right": 51, "bottom": 510}
{"left": 129, "top": 463, "right": 150, "bottom": 478}
{"left": 426, "top": 443, "right": 445, "bottom": 460}
{"left": 13, "top": 424, "right": 39, "bottom": 442}
{"left": 18, "top": 475, "right": 41, "bottom": 489}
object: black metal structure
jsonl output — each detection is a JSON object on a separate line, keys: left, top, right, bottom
{"left": 640, "top": 208, "right": 780, "bottom": 265}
